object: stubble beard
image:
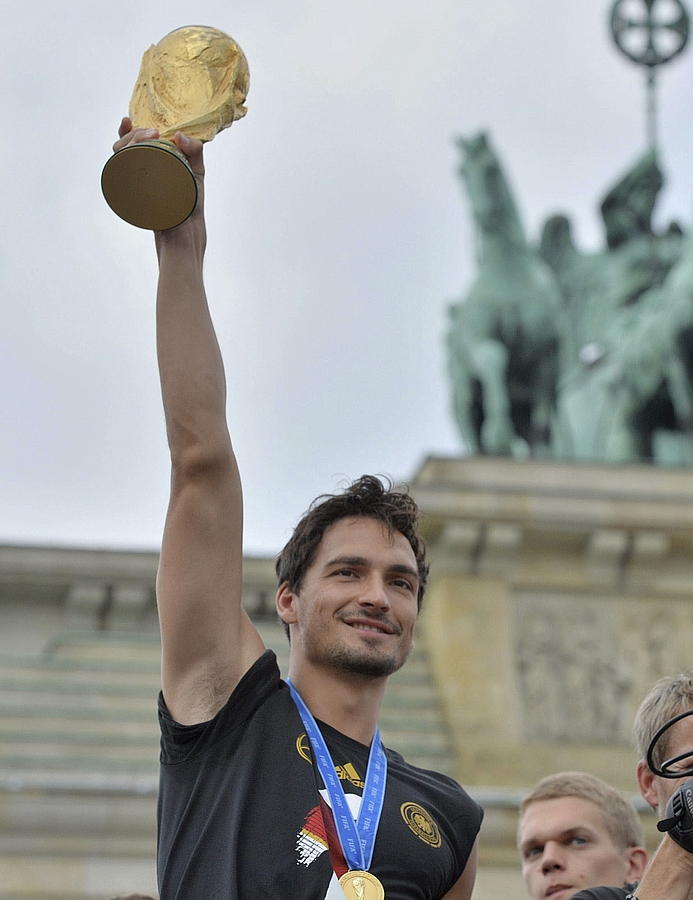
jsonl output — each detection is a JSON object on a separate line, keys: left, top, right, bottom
{"left": 313, "top": 626, "right": 413, "bottom": 678}
{"left": 328, "top": 643, "right": 405, "bottom": 678}
{"left": 299, "top": 605, "right": 413, "bottom": 679}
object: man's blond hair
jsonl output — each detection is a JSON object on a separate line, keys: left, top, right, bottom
{"left": 518, "top": 771, "right": 644, "bottom": 851}
{"left": 633, "top": 669, "right": 693, "bottom": 769}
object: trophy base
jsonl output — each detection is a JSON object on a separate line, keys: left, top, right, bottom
{"left": 101, "top": 140, "right": 198, "bottom": 231}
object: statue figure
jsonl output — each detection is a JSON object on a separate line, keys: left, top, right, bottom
{"left": 447, "top": 133, "right": 562, "bottom": 457}
{"left": 448, "top": 133, "right": 692, "bottom": 465}
{"left": 555, "top": 226, "right": 693, "bottom": 463}
{"left": 600, "top": 149, "right": 663, "bottom": 249}
{"left": 549, "top": 151, "right": 688, "bottom": 462}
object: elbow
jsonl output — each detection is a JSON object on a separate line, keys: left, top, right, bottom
{"left": 169, "top": 440, "right": 237, "bottom": 485}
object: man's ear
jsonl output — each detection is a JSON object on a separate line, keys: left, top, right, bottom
{"left": 637, "top": 758, "right": 659, "bottom": 810}
{"left": 625, "top": 845, "right": 648, "bottom": 883}
{"left": 276, "top": 582, "right": 298, "bottom": 626}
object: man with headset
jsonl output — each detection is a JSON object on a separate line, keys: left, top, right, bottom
{"left": 572, "top": 671, "right": 693, "bottom": 900}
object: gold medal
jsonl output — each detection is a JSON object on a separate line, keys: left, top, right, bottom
{"left": 339, "top": 870, "right": 385, "bottom": 900}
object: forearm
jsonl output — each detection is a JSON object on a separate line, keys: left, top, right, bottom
{"left": 634, "top": 835, "right": 693, "bottom": 900}
{"left": 155, "top": 216, "right": 231, "bottom": 469}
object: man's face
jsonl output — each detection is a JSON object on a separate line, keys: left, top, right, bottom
{"left": 281, "top": 516, "right": 419, "bottom": 678}
{"left": 639, "top": 709, "right": 693, "bottom": 815}
{"left": 519, "top": 797, "right": 641, "bottom": 900}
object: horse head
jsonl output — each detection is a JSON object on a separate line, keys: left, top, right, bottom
{"left": 457, "top": 131, "right": 525, "bottom": 250}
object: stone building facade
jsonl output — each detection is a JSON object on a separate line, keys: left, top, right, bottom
{"left": 3, "top": 456, "right": 692, "bottom": 898}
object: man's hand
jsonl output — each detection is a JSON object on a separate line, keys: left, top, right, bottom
{"left": 114, "top": 116, "right": 204, "bottom": 173}
{"left": 114, "top": 116, "right": 207, "bottom": 244}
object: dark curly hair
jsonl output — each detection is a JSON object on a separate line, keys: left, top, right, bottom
{"left": 275, "top": 475, "right": 428, "bottom": 627}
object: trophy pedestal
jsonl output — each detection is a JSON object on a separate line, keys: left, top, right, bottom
{"left": 101, "top": 140, "right": 198, "bottom": 230}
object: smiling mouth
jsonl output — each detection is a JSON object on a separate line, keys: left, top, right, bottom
{"left": 343, "top": 618, "right": 396, "bottom": 636}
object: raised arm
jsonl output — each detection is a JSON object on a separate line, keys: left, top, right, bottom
{"left": 114, "top": 118, "right": 264, "bottom": 725}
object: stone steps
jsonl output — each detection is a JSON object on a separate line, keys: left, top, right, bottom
{"left": 0, "top": 707, "right": 444, "bottom": 740}
{"left": 0, "top": 676, "right": 438, "bottom": 707}
{"left": 0, "top": 635, "right": 458, "bottom": 778}
{"left": 0, "top": 653, "right": 433, "bottom": 685}
{"left": 0, "top": 625, "right": 458, "bottom": 781}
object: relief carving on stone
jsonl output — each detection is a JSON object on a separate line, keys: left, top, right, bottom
{"left": 513, "top": 592, "right": 644, "bottom": 744}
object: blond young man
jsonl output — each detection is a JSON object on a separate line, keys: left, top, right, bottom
{"left": 572, "top": 671, "right": 693, "bottom": 900}
{"left": 517, "top": 771, "right": 647, "bottom": 900}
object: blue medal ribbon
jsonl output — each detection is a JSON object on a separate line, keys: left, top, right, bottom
{"left": 286, "top": 679, "right": 387, "bottom": 872}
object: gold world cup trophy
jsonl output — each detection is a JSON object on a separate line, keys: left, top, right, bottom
{"left": 101, "top": 26, "right": 249, "bottom": 230}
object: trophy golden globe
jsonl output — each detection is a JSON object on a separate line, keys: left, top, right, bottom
{"left": 101, "top": 26, "right": 249, "bottom": 230}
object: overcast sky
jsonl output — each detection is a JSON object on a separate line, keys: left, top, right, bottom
{"left": 2, "top": 0, "right": 693, "bottom": 555}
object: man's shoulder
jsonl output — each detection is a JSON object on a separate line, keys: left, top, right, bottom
{"left": 569, "top": 887, "right": 630, "bottom": 900}
{"left": 158, "top": 649, "right": 287, "bottom": 762}
{"left": 386, "top": 750, "right": 484, "bottom": 828}
{"left": 388, "top": 749, "right": 472, "bottom": 795}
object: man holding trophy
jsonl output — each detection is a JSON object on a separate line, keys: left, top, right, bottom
{"left": 108, "top": 26, "right": 482, "bottom": 900}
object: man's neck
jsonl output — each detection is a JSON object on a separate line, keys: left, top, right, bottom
{"left": 287, "top": 659, "right": 388, "bottom": 746}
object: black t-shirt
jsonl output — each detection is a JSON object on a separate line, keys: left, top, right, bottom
{"left": 157, "top": 650, "right": 483, "bottom": 899}
{"left": 570, "top": 888, "right": 631, "bottom": 899}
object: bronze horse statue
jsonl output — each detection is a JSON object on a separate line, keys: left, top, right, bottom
{"left": 447, "top": 133, "right": 562, "bottom": 456}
